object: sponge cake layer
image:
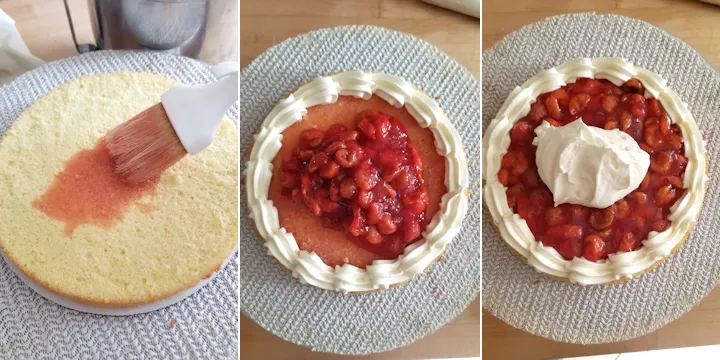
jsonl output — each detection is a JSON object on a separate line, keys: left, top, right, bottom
{"left": 0, "top": 72, "right": 238, "bottom": 306}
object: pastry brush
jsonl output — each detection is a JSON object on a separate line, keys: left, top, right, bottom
{"left": 106, "top": 62, "right": 239, "bottom": 184}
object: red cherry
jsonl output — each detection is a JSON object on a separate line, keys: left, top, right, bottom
{"left": 326, "top": 141, "right": 347, "bottom": 154}
{"left": 377, "top": 215, "right": 397, "bottom": 235}
{"left": 647, "top": 98, "right": 662, "bottom": 117}
{"left": 319, "top": 161, "right": 340, "bottom": 179}
{"left": 545, "top": 207, "right": 565, "bottom": 227}
{"left": 348, "top": 206, "right": 367, "bottom": 237}
{"left": 402, "top": 187, "right": 429, "bottom": 215}
{"left": 550, "top": 88, "right": 570, "bottom": 102}
{"left": 366, "top": 226, "right": 383, "bottom": 244}
{"left": 665, "top": 175, "right": 684, "bottom": 188}
{"left": 403, "top": 220, "right": 421, "bottom": 242}
{"left": 354, "top": 162, "right": 380, "bottom": 191}
{"left": 392, "top": 171, "right": 411, "bottom": 190}
{"left": 358, "top": 118, "right": 376, "bottom": 139}
{"left": 567, "top": 205, "right": 589, "bottom": 221}
{"left": 304, "top": 198, "right": 322, "bottom": 216}
{"left": 620, "top": 111, "right": 632, "bottom": 131}
{"left": 300, "top": 129, "right": 324, "bottom": 147}
{"left": 656, "top": 185, "right": 677, "bottom": 205}
{"left": 315, "top": 189, "right": 338, "bottom": 213}
{"left": 574, "top": 78, "right": 603, "bottom": 95}
{"left": 511, "top": 121, "right": 534, "bottom": 143}
{"left": 332, "top": 130, "right": 359, "bottom": 143}
{"left": 528, "top": 188, "right": 553, "bottom": 209}
{"left": 340, "top": 178, "right": 357, "bottom": 199}
{"left": 604, "top": 120, "right": 619, "bottom": 130}
{"left": 335, "top": 149, "right": 358, "bottom": 168}
{"left": 300, "top": 173, "right": 312, "bottom": 196}
{"left": 589, "top": 207, "right": 615, "bottom": 230}
{"left": 627, "top": 93, "right": 644, "bottom": 105}
{"left": 506, "top": 184, "right": 525, "bottom": 209}
{"left": 383, "top": 183, "right": 397, "bottom": 199}
{"left": 374, "top": 115, "right": 391, "bottom": 139}
{"left": 545, "top": 97, "right": 562, "bottom": 120}
{"left": 356, "top": 189, "right": 374, "bottom": 208}
{"left": 622, "top": 78, "right": 645, "bottom": 94}
{"left": 650, "top": 151, "right": 671, "bottom": 174}
{"left": 329, "top": 181, "right": 340, "bottom": 202}
{"left": 521, "top": 169, "right": 541, "bottom": 188}
{"left": 382, "top": 163, "right": 401, "bottom": 182}
{"left": 614, "top": 200, "right": 630, "bottom": 218}
{"left": 618, "top": 232, "right": 635, "bottom": 252}
{"left": 659, "top": 113, "right": 671, "bottom": 136}
{"left": 628, "top": 191, "right": 648, "bottom": 206}
{"left": 529, "top": 102, "right": 548, "bottom": 122}
{"left": 568, "top": 93, "right": 591, "bottom": 116}
{"left": 325, "top": 124, "right": 348, "bottom": 137}
{"left": 545, "top": 224, "right": 583, "bottom": 260}
{"left": 409, "top": 144, "right": 423, "bottom": 174}
{"left": 602, "top": 95, "right": 619, "bottom": 113}
{"left": 631, "top": 104, "right": 646, "bottom": 119}
{"left": 298, "top": 150, "right": 314, "bottom": 161}
{"left": 307, "top": 153, "right": 329, "bottom": 173}
{"left": 502, "top": 151, "right": 529, "bottom": 176}
{"left": 366, "top": 202, "right": 383, "bottom": 225}
{"left": 498, "top": 169, "right": 510, "bottom": 186}
{"left": 583, "top": 235, "right": 605, "bottom": 262}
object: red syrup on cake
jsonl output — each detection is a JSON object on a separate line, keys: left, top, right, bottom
{"left": 499, "top": 78, "right": 688, "bottom": 262}
{"left": 279, "top": 110, "right": 429, "bottom": 258}
{"left": 33, "top": 138, "right": 159, "bottom": 236}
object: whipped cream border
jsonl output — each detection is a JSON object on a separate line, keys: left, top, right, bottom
{"left": 482, "top": 58, "right": 708, "bottom": 285}
{"left": 246, "top": 71, "right": 469, "bottom": 292}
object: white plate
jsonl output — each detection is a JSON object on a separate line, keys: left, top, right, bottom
{"left": 0, "top": 245, "right": 236, "bottom": 316}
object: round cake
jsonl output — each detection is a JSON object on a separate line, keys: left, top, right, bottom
{"left": 246, "top": 71, "right": 469, "bottom": 293}
{"left": 0, "top": 72, "right": 238, "bottom": 306}
{"left": 482, "top": 58, "right": 708, "bottom": 285}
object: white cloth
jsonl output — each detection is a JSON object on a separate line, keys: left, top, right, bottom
{"left": 422, "top": 0, "right": 480, "bottom": 18}
{"left": 0, "top": 9, "right": 43, "bottom": 84}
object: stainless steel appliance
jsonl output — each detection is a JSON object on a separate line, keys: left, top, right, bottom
{"left": 63, "top": 0, "right": 209, "bottom": 58}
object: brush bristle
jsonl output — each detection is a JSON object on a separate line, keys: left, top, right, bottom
{"left": 106, "top": 103, "right": 187, "bottom": 184}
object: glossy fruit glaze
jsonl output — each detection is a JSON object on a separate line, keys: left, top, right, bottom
{"left": 279, "top": 110, "right": 428, "bottom": 258}
{"left": 33, "top": 138, "right": 158, "bottom": 236}
{"left": 498, "top": 78, "right": 688, "bottom": 261}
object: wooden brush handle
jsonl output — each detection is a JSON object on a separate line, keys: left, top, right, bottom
{"left": 421, "top": 0, "right": 480, "bottom": 18}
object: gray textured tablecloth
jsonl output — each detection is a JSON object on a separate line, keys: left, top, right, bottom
{"left": 240, "top": 25, "right": 481, "bottom": 355}
{"left": 0, "top": 51, "right": 238, "bottom": 359}
{"left": 483, "top": 13, "right": 720, "bottom": 344}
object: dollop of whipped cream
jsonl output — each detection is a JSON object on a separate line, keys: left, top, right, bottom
{"left": 533, "top": 118, "right": 650, "bottom": 208}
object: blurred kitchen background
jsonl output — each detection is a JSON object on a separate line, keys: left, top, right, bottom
{"left": 2, "top": 0, "right": 237, "bottom": 64}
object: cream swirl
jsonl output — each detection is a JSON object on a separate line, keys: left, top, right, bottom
{"left": 533, "top": 118, "right": 650, "bottom": 208}
{"left": 247, "top": 71, "right": 469, "bottom": 292}
{"left": 482, "top": 58, "right": 708, "bottom": 285}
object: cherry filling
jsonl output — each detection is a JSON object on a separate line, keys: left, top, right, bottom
{"left": 499, "top": 78, "right": 688, "bottom": 262}
{"left": 279, "top": 110, "right": 428, "bottom": 258}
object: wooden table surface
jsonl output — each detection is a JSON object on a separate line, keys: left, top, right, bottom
{"left": 240, "top": 0, "right": 479, "bottom": 359}
{"left": 483, "top": 1, "right": 720, "bottom": 359}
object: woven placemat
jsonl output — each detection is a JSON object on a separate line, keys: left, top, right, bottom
{"left": 482, "top": 13, "right": 720, "bottom": 344}
{"left": 239, "top": 25, "right": 481, "bottom": 355}
{"left": 0, "top": 50, "right": 238, "bottom": 359}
